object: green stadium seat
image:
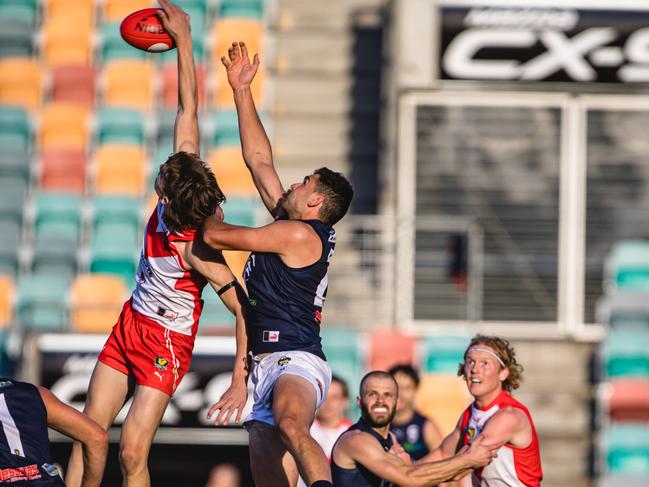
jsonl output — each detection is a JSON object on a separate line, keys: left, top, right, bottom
{"left": 34, "top": 193, "right": 82, "bottom": 240}
{"left": 17, "top": 273, "right": 71, "bottom": 331}
{"left": 606, "top": 424, "right": 649, "bottom": 473}
{"left": 155, "top": 111, "right": 176, "bottom": 153}
{"left": 0, "top": 150, "right": 30, "bottom": 181}
{"left": 92, "top": 196, "right": 142, "bottom": 232}
{"left": 210, "top": 110, "right": 240, "bottom": 147}
{"left": 421, "top": 335, "right": 470, "bottom": 374}
{"left": 223, "top": 197, "right": 256, "bottom": 227}
{"left": 0, "top": 22, "right": 33, "bottom": 59}
{"left": 321, "top": 327, "right": 364, "bottom": 390}
{"left": 0, "top": 0, "right": 38, "bottom": 23}
{"left": 90, "top": 224, "right": 139, "bottom": 285}
{"left": 0, "top": 177, "right": 27, "bottom": 225}
{"left": 200, "top": 284, "right": 235, "bottom": 327}
{"left": 96, "top": 107, "right": 146, "bottom": 146}
{"left": 602, "top": 330, "right": 649, "bottom": 378}
{"left": 101, "top": 23, "right": 147, "bottom": 62}
{"left": 0, "top": 106, "right": 30, "bottom": 153}
{"left": 31, "top": 238, "right": 77, "bottom": 278}
{"left": 0, "top": 221, "right": 20, "bottom": 276}
{"left": 606, "top": 241, "right": 649, "bottom": 292}
{"left": 602, "top": 473, "right": 649, "bottom": 487}
{"left": 218, "top": 0, "right": 264, "bottom": 19}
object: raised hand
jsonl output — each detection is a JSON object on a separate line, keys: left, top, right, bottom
{"left": 157, "top": 0, "right": 191, "bottom": 41}
{"left": 221, "top": 41, "right": 260, "bottom": 91}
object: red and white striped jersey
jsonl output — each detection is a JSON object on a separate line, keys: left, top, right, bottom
{"left": 460, "top": 391, "right": 543, "bottom": 487}
{"left": 131, "top": 202, "right": 207, "bottom": 336}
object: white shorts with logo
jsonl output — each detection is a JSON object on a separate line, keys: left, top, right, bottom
{"left": 244, "top": 351, "right": 332, "bottom": 427}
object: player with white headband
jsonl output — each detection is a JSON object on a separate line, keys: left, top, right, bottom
{"left": 424, "top": 335, "right": 543, "bottom": 487}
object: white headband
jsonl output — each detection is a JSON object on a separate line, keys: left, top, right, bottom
{"left": 467, "top": 347, "right": 506, "bottom": 367}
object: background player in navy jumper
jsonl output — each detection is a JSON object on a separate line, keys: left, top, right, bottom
{"left": 331, "top": 371, "right": 498, "bottom": 487}
{"left": 0, "top": 378, "right": 107, "bottom": 486}
{"left": 203, "top": 41, "right": 354, "bottom": 487}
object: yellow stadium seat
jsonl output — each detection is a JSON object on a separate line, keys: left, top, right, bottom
{"left": 95, "top": 144, "right": 147, "bottom": 196}
{"left": 0, "top": 275, "right": 14, "bottom": 327}
{"left": 223, "top": 250, "right": 249, "bottom": 279}
{"left": 47, "top": 0, "right": 95, "bottom": 26}
{"left": 42, "top": 20, "right": 93, "bottom": 66}
{"left": 70, "top": 273, "right": 127, "bottom": 332}
{"left": 104, "top": 0, "right": 151, "bottom": 22}
{"left": 103, "top": 60, "right": 155, "bottom": 111}
{"left": 207, "top": 147, "right": 256, "bottom": 196}
{"left": 40, "top": 102, "right": 89, "bottom": 150}
{"left": 416, "top": 373, "right": 473, "bottom": 436}
{"left": 0, "top": 57, "right": 42, "bottom": 112}
{"left": 211, "top": 19, "right": 264, "bottom": 108}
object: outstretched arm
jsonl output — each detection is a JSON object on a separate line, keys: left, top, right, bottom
{"left": 40, "top": 387, "right": 108, "bottom": 487}
{"left": 158, "top": 0, "right": 199, "bottom": 155}
{"left": 222, "top": 41, "right": 284, "bottom": 216}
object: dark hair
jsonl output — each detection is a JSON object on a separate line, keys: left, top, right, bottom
{"left": 457, "top": 334, "right": 524, "bottom": 392}
{"left": 314, "top": 167, "right": 354, "bottom": 226}
{"left": 156, "top": 152, "right": 225, "bottom": 234}
{"left": 331, "top": 374, "right": 349, "bottom": 398}
{"left": 388, "top": 364, "right": 420, "bottom": 387}
{"left": 359, "top": 371, "right": 397, "bottom": 396}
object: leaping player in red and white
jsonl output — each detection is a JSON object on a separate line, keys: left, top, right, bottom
{"left": 427, "top": 335, "right": 543, "bottom": 487}
{"left": 66, "top": 1, "right": 249, "bottom": 486}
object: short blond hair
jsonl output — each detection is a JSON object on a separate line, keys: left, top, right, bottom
{"left": 457, "top": 335, "right": 524, "bottom": 392}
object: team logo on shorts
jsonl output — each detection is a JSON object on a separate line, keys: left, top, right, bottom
{"left": 154, "top": 356, "right": 169, "bottom": 371}
{"left": 277, "top": 356, "right": 291, "bottom": 367}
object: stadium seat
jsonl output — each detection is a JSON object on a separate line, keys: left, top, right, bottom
{"left": 0, "top": 21, "right": 34, "bottom": 58}
{"left": 601, "top": 473, "right": 649, "bottom": 487}
{"left": 368, "top": 329, "right": 416, "bottom": 371}
{"left": 16, "top": 273, "right": 71, "bottom": 331}
{"left": 0, "top": 150, "right": 30, "bottom": 182}
{"left": 40, "top": 148, "right": 86, "bottom": 193}
{"left": 101, "top": 23, "right": 147, "bottom": 62}
{"left": 40, "top": 102, "right": 89, "bottom": 150}
{"left": 607, "top": 379, "right": 649, "bottom": 423}
{"left": 416, "top": 373, "right": 472, "bottom": 436}
{"left": 606, "top": 240, "right": 649, "bottom": 292}
{"left": 0, "top": 176, "right": 27, "bottom": 225}
{"left": 0, "top": 0, "right": 37, "bottom": 26}
{"left": 223, "top": 250, "right": 249, "bottom": 280}
{"left": 50, "top": 64, "right": 96, "bottom": 108}
{"left": 103, "top": 0, "right": 151, "bottom": 22}
{"left": 602, "top": 330, "right": 649, "bottom": 378}
{"left": 42, "top": 20, "right": 93, "bottom": 66}
{"left": 161, "top": 63, "right": 207, "bottom": 109}
{"left": 0, "top": 222, "right": 20, "bottom": 277}
{"left": 218, "top": 0, "right": 264, "bottom": 19}
{"left": 70, "top": 274, "right": 128, "bottom": 333}
{"left": 210, "top": 19, "right": 264, "bottom": 108}
{"left": 597, "top": 290, "right": 649, "bottom": 330}
{"left": 0, "top": 274, "right": 13, "bottom": 327}
{"left": 46, "top": 0, "right": 94, "bottom": 26}
{"left": 605, "top": 424, "right": 649, "bottom": 473}
{"left": 0, "top": 57, "right": 42, "bottom": 111}
{"left": 31, "top": 239, "right": 78, "bottom": 277}
{"left": 94, "top": 145, "right": 147, "bottom": 196}
{"left": 92, "top": 195, "right": 142, "bottom": 233}
{"left": 200, "top": 284, "right": 235, "bottom": 328}
{"left": 103, "top": 60, "right": 155, "bottom": 111}
{"left": 34, "top": 192, "right": 82, "bottom": 238}
{"left": 154, "top": 110, "right": 175, "bottom": 152}
{"left": 209, "top": 110, "right": 240, "bottom": 147}
{"left": 0, "top": 106, "right": 30, "bottom": 153}
{"left": 321, "top": 327, "right": 364, "bottom": 391}
{"left": 207, "top": 147, "right": 255, "bottom": 196}
{"left": 223, "top": 197, "right": 256, "bottom": 227}
{"left": 96, "top": 107, "right": 146, "bottom": 146}
{"left": 89, "top": 228, "right": 138, "bottom": 286}
{"left": 421, "top": 335, "right": 470, "bottom": 374}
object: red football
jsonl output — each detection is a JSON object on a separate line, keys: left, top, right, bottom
{"left": 120, "top": 8, "right": 176, "bottom": 52}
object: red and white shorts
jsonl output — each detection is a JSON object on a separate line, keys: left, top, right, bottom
{"left": 98, "top": 300, "right": 195, "bottom": 396}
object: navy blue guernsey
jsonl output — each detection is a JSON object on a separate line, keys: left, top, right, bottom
{"left": 390, "top": 411, "right": 429, "bottom": 461}
{"left": 0, "top": 378, "right": 64, "bottom": 485}
{"left": 243, "top": 218, "right": 336, "bottom": 360}
{"left": 331, "top": 419, "right": 394, "bottom": 487}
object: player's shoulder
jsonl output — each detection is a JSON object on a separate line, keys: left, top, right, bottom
{"left": 490, "top": 404, "right": 530, "bottom": 429}
{"left": 266, "top": 219, "right": 319, "bottom": 242}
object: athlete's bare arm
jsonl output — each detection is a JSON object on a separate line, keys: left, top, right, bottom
{"left": 421, "top": 420, "right": 463, "bottom": 462}
{"left": 333, "top": 431, "right": 496, "bottom": 487}
{"left": 178, "top": 237, "right": 249, "bottom": 424}
{"left": 202, "top": 219, "right": 322, "bottom": 268}
{"left": 222, "top": 41, "right": 285, "bottom": 216}
{"left": 158, "top": 0, "right": 199, "bottom": 155}
{"left": 39, "top": 387, "right": 108, "bottom": 487}
{"left": 473, "top": 406, "right": 532, "bottom": 449}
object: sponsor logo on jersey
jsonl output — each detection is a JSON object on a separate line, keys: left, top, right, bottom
{"left": 154, "top": 356, "right": 169, "bottom": 371}
{"left": 156, "top": 307, "right": 178, "bottom": 321}
{"left": 0, "top": 380, "right": 13, "bottom": 388}
{"left": 328, "top": 230, "right": 337, "bottom": 243}
{"left": 263, "top": 331, "right": 280, "bottom": 342}
{"left": 277, "top": 356, "right": 291, "bottom": 366}
{"left": 315, "top": 310, "right": 322, "bottom": 325}
{"left": 0, "top": 464, "right": 41, "bottom": 481}
{"left": 249, "top": 298, "right": 257, "bottom": 307}
{"left": 42, "top": 463, "right": 61, "bottom": 477}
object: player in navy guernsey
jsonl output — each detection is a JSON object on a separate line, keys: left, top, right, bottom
{"left": 0, "top": 378, "right": 107, "bottom": 486}
{"left": 331, "top": 372, "right": 497, "bottom": 487}
{"left": 203, "top": 41, "right": 354, "bottom": 487}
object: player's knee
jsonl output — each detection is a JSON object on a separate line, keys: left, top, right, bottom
{"left": 119, "top": 441, "right": 147, "bottom": 474}
{"left": 277, "top": 416, "right": 308, "bottom": 446}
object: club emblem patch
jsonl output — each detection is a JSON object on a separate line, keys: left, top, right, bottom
{"left": 467, "top": 426, "right": 476, "bottom": 439}
{"left": 277, "top": 356, "right": 291, "bottom": 367}
{"left": 154, "top": 356, "right": 169, "bottom": 371}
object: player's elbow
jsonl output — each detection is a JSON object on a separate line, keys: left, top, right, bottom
{"left": 85, "top": 426, "right": 109, "bottom": 453}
